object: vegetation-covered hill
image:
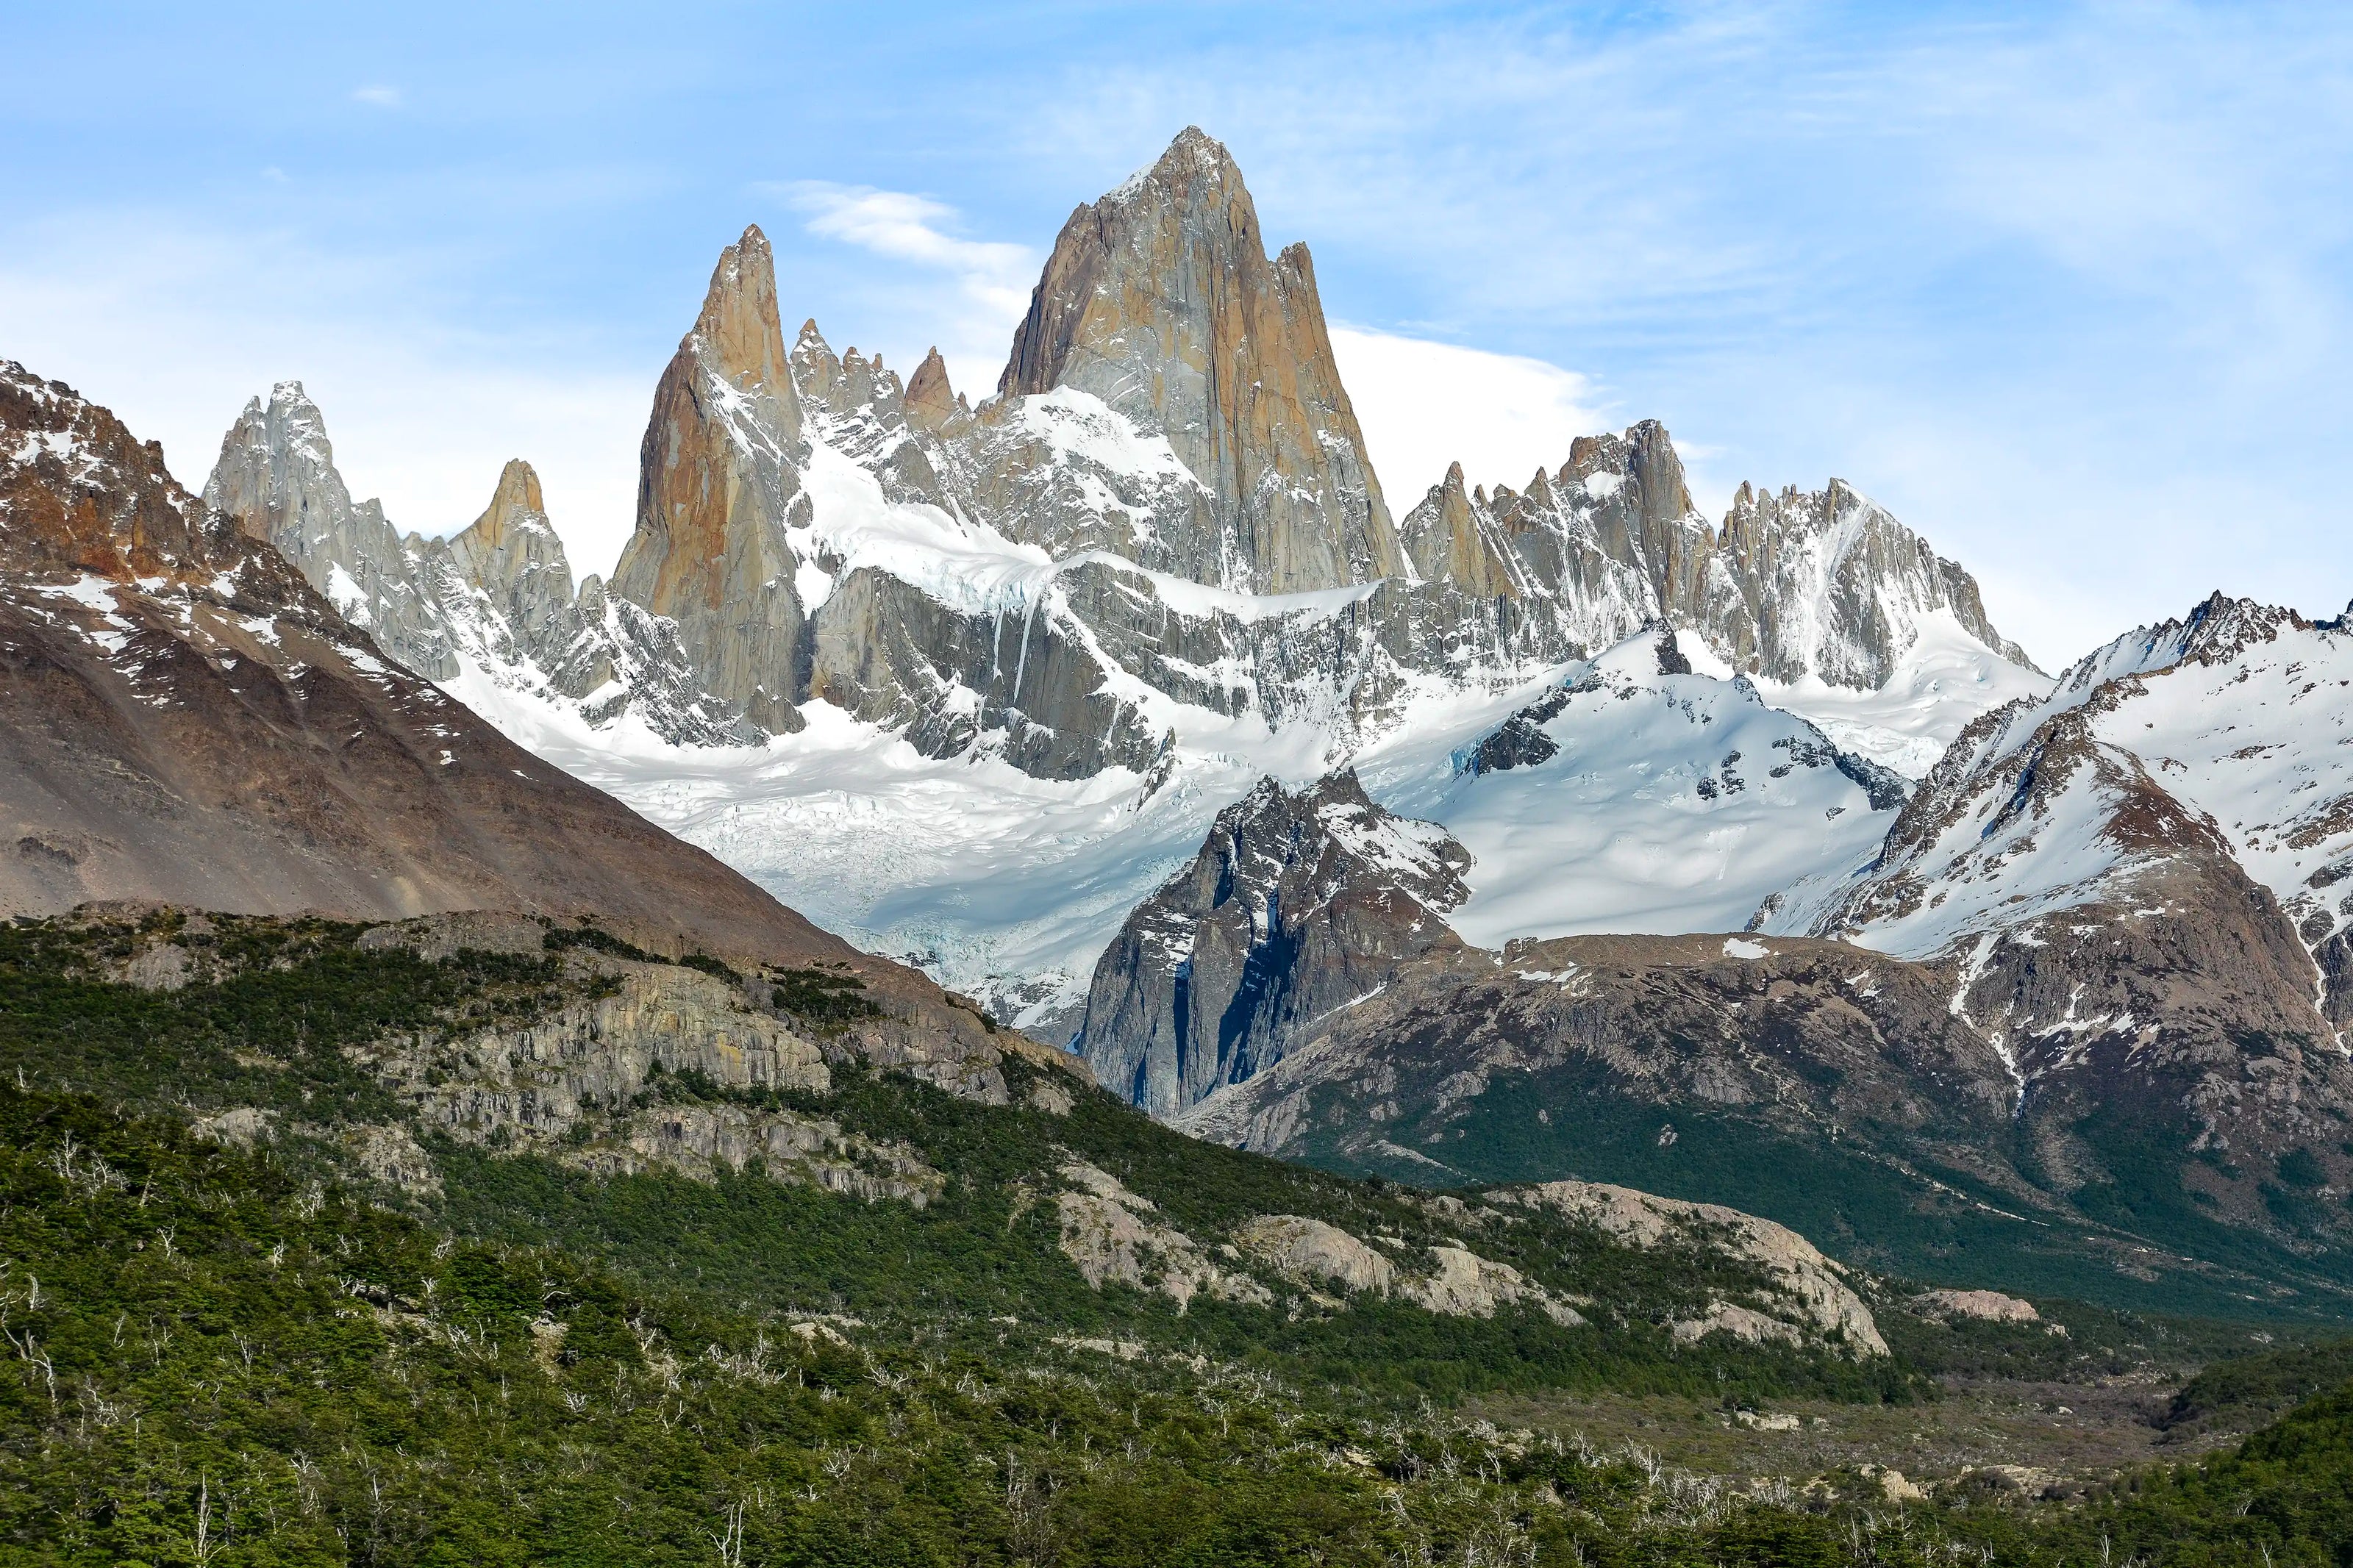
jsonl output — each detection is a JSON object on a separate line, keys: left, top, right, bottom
{"left": 7, "top": 906, "right": 2353, "bottom": 1564}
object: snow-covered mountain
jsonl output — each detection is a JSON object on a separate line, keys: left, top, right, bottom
{"left": 197, "top": 126, "right": 2045, "bottom": 1038}
{"left": 1817, "top": 593, "right": 2353, "bottom": 1078}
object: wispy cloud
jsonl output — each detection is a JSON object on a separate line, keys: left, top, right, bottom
{"left": 768, "top": 182, "right": 1036, "bottom": 385}
{"left": 11, "top": 3, "right": 2348, "bottom": 668}
{"left": 993, "top": 4, "right": 2353, "bottom": 665}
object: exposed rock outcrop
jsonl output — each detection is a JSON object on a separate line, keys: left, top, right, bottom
{"left": 1912, "top": 1288, "right": 2041, "bottom": 1325}
{"left": 368, "top": 952, "right": 833, "bottom": 1140}
{"left": 1052, "top": 1159, "right": 1270, "bottom": 1310}
{"left": 1079, "top": 770, "right": 1469, "bottom": 1115}
{"left": 1502, "top": 1180, "right": 1885, "bottom": 1356}
{"left": 1398, "top": 1244, "right": 1585, "bottom": 1327}
{"left": 1232, "top": 1214, "right": 1399, "bottom": 1295}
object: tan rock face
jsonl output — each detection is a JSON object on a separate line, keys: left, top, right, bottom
{"left": 610, "top": 223, "right": 810, "bottom": 732}
{"left": 372, "top": 956, "right": 832, "bottom": 1143}
{"left": 998, "top": 127, "right": 1403, "bottom": 594}
{"left": 581, "top": 1101, "right": 943, "bottom": 1204}
{"left": 1233, "top": 1214, "right": 1399, "bottom": 1296}
{"left": 902, "top": 347, "right": 960, "bottom": 436}
{"left": 1401, "top": 463, "right": 1523, "bottom": 599}
{"left": 1051, "top": 1159, "right": 1270, "bottom": 1310}
{"left": 1506, "top": 1180, "right": 1887, "bottom": 1356}
{"left": 448, "top": 460, "right": 571, "bottom": 618}
{"left": 1399, "top": 1245, "right": 1585, "bottom": 1326}
{"left": 1913, "top": 1287, "right": 2040, "bottom": 1324}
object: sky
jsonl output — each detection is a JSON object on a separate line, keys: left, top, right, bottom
{"left": 3, "top": 1, "right": 2348, "bottom": 670}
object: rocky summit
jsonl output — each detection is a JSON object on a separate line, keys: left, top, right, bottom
{"left": 999, "top": 125, "right": 1404, "bottom": 593}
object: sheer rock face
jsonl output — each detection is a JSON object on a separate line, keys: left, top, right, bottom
{"left": 611, "top": 223, "right": 812, "bottom": 734}
{"left": 447, "top": 459, "right": 573, "bottom": 647}
{"left": 902, "top": 347, "right": 961, "bottom": 435}
{"left": 203, "top": 382, "right": 457, "bottom": 679}
{"left": 1394, "top": 425, "right": 2034, "bottom": 692}
{"left": 997, "top": 126, "right": 1403, "bottom": 594}
{"left": 190, "top": 135, "right": 2037, "bottom": 798}
{"left": 1710, "top": 479, "right": 2032, "bottom": 684}
{"left": 1079, "top": 770, "right": 1470, "bottom": 1117}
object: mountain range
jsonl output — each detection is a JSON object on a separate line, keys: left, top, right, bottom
{"left": 10, "top": 125, "right": 2352, "bottom": 1316}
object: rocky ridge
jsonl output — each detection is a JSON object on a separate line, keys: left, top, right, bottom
{"left": 218, "top": 129, "right": 2037, "bottom": 795}
{"left": 1131, "top": 592, "right": 2353, "bottom": 1306}
{"left": 202, "top": 382, "right": 745, "bottom": 747}
{"left": 179, "top": 129, "right": 2053, "bottom": 1024}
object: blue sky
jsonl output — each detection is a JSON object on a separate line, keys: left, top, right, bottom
{"left": 4, "top": 1, "right": 2348, "bottom": 667}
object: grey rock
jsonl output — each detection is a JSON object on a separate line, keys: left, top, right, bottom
{"left": 202, "top": 382, "right": 458, "bottom": 679}
{"left": 1079, "top": 770, "right": 1469, "bottom": 1116}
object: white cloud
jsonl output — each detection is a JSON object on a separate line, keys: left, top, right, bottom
{"left": 351, "top": 85, "right": 401, "bottom": 108}
{"left": 783, "top": 183, "right": 1033, "bottom": 303}
{"left": 768, "top": 182, "right": 1038, "bottom": 398}
{"left": 1327, "top": 326, "right": 1607, "bottom": 506}
{"left": 0, "top": 212, "right": 647, "bottom": 578}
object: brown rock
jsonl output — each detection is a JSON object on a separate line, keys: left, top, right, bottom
{"left": 610, "top": 223, "right": 810, "bottom": 733}
{"left": 904, "top": 346, "right": 959, "bottom": 435}
{"left": 997, "top": 127, "right": 1404, "bottom": 593}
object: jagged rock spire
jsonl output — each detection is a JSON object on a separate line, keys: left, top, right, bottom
{"left": 996, "top": 126, "right": 1404, "bottom": 594}
{"left": 610, "top": 223, "right": 811, "bottom": 735}
{"left": 201, "top": 380, "right": 457, "bottom": 679}
{"left": 1401, "top": 461, "right": 1521, "bottom": 598}
{"left": 904, "top": 347, "right": 957, "bottom": 434}
{"left": 449, "top": 459, "right": 574, "bottom": 629}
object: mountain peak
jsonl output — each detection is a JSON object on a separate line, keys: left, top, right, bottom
{"left": 905, "top": 346, "right": 957, "bottom": 434}
{"left": 449, "top": 456, "right": 572, "bottom": 615}
{"left": 608, "top": 226, "right": 814, "bottom": 737}
{"left": 692, "top": 224, "right": 792, "bottom": 398}
{"left": 1106, "top": 125, "right": 1240, "bottom": 206}
{"left": 995, "top": 127, "right": 1402, "bottom": 593}
{"left": 456, "top": 459, "right": 553, "bottom": 552}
